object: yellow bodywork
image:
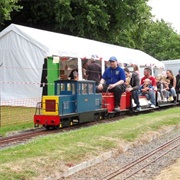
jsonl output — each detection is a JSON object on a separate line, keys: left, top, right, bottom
{"left": 42, "top": 96, "right": 59, "bottom": 115}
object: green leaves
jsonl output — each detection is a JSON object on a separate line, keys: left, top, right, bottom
{"left": 1, "top": 0, "right": 179, "bottom": 59}
{"left": 0, "top": 0, "right": 22, "bottom": 25}
{"left": 143, "top": 20, "right": 180, "bottom": 60}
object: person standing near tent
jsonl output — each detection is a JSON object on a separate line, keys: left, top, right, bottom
{"left": 97, "top": 56, "right": 126, "bottom": 111}
{"left": 82, "top": 61, "right": 88, "bottom": 79}
{"left": 86, "top": 55, "right": 102, "bottom": 85}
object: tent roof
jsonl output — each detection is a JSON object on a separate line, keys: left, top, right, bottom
{"left": 162, "top": 59, "right": 180, "bottom": 64}
{"left": 0, "top": 23, "right": 164, "bottom": 67}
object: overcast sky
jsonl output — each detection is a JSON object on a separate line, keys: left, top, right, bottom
{"left": 148, "top": 0, "right": 180, "bottom": 33}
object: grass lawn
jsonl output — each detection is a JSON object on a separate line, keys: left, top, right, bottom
{"left": 0, "top": 122, "right": 34, "bottom": 137}
{"left": 0, "top": 106, "right": 36, "bottom": 136}
{"left": 0, "top": 106, "right": 35, "bottom": 127}
{"left": 0, "top": 107, "right": 179, "bottom": 179}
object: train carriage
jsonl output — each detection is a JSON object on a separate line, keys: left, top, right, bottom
{"left": 34, "top": 80, "right": 179, "bottom": 129}
{"left": 34, "top": 56, "right": 179, "bottom": 130}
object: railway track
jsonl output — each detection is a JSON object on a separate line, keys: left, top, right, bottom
{"left": 0, "top": 129, "right": 53, "bottom": 148}
{"left": 101, "top": 135, "right": 180, "bottom": 180}
{"left": 0, "top": 115, "right": 127, "bottom": 149}
{"left": 0, "top": 105, "right": 178, "bottom": 149}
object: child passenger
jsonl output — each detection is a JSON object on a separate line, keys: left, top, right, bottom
{"left": 140, "top": 78, "right": 156, "bottom": 108}
{"left": 163, "top": 79, "right": 170, "bottom": 100}
{"left": 156, "top": 76, "right": 169, "bottom": 102}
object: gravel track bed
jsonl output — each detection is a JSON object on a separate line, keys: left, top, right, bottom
{"left": 62, "top": 129, "right": 180, "bottom": 180}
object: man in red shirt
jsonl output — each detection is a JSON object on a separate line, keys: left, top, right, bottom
{"left": 140, "top": 67, "right": 156, "bottom": 107}
{"left": 141, "top": 67, "right": 156, "bottom": 87}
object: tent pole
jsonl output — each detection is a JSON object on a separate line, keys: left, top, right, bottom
{"left": 0, "top": 63, "right": 3, "bottom": 127}
{"left": 78, "top": 57, "right": 83, "bottom": 80}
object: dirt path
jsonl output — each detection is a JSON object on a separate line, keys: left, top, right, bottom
{"left": 153, "top": 158, "right": 180, "bottom": 180}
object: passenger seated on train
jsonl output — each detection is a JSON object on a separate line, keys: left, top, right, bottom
{"left": 141, "top": 67, "right": 156, "bottom": 107}
{"left": 141, "top": 67, "right": 157, "bottom": 87}
{"left": 68, "top": 69, "right": 78, "bottom": 80}
{"left": 156, "top": 76, "right": 169, "bottom": 102}
{"left": 175, "top": 69, "right": 180, "bottom": 94}
{"left": 166, "top": 70, "right": 177, "bottom": 102}
{"left": 164, "top": 79, "right": 175, "bottom": 101}
{"left": 97, "top": 56, "right": 126, "bottom": 112}
{"left": 140, "top": 78, "right": 156, "bottom": 108}
{"left": 133, "top": 64, "right": 140, "bottom": 77}
{"left": 124, "top": 68, "right": 141, "bottom": 111}
{"left": 125, "top": 76, "right": 131, "bottom": 88}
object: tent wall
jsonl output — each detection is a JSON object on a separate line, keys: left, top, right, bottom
{"left": 162, "top": 60, "right": 180, "bottom": 76}
{"left": 0, "top": 31, "right": 47, "bottom": 106}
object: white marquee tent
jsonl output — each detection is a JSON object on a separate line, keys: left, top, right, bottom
{"left": 0, "top": 24, "right": 164, "bottom": 105}
{"left": 162, "top": 59, "right": 180, "bottom": 75}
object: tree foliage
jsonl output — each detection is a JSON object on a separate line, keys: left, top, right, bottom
{"left": 143, "top": 20, "right": 180, "bottom": 60}
{"left": 0, "top": 0, "right": 22, "bottom": 25}
{"left": 1, "top": 0, "right": 179, "bottom": 60}
{"left": 2, "top": 0, "right": 151, "bottom": 47}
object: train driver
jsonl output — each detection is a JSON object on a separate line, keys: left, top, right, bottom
{"left": 96, "top": 56, "right": 126, "bottom": 111}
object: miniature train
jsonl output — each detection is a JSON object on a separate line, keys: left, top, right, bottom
{"left": 34, "top": 80, "right": 179, "bottom": 130}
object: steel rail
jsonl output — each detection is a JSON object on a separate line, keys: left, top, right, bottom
{"left": 0, "top": 115, "right": 126, "bottom": 148}
{"left": 101, "top": 135, "right": 180, "bottom": 180}
{"left": 125, "top": 143, "right": 180, "bottom": 179}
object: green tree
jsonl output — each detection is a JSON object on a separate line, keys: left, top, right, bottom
{"left": 143, "top": 19, "right": 180, "bottom": 60}
{"left": 52, "top": 0, "right": 152, "bottom": 48}
{"left": 4, "top": 0, "right": 179, "bottom": 60}
{"left": 0, "top": 0, "right": 22, "bottom": 25}
{"left": 2, "top": 0, "right": 151, "bottom": 49}
{"left": 105, "top": 0, "right": 152, "bottom": 49}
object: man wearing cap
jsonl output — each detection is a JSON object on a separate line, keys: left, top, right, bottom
{"left": 86, "top": 55, "right": 102, "bottom": 85}
{"left": 176, "top": 69, "right": 180, "bottom": 93}
{"left": 97, "top": 56, "right": 126, "bottom": 111}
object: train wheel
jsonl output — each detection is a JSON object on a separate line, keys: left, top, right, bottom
{"left": 45, "top": 126, "right": 50, "bottom": 130}
{"left": 107, "top": 113, "right": 114, "bottom": 119}
{"left": 94, "top": 114, "right": 100, "bottom": 121}
{"left": 54, "top": 125, "right": 59, "bottom": 130}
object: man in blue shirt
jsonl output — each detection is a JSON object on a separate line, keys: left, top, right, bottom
{"left": 97, "top": 56, "right": 126, "bottom": 111}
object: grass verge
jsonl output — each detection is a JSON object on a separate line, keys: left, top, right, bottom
{"left": 0, "top": 107, "right": 179, "bottom": 179}
{"left": 0, "top": 122, "right": 34, "bottom": 137}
